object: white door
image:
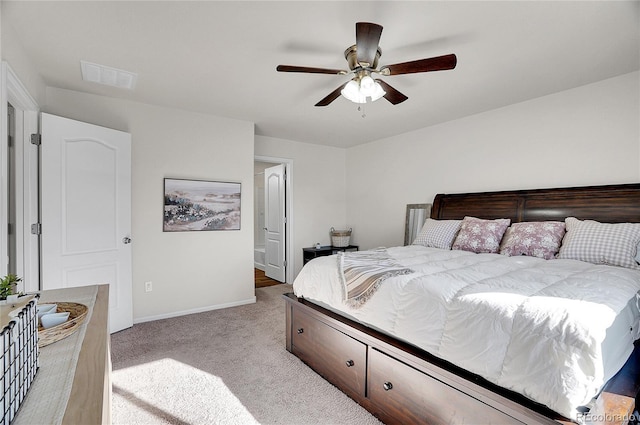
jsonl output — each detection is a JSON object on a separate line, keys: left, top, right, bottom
{"left": 264, "top": 164, "right": 286, "bottom": 282}
{"left": 41, "top": 113, "right": 132, "bottom": 333}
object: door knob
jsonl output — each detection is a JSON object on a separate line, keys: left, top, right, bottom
{"left": 122, "top": 237, "right": 132, "bottom": 244}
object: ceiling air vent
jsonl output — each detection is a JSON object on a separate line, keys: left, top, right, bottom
{"left": 80, "top": 60, "right": 137, "bottom": 90}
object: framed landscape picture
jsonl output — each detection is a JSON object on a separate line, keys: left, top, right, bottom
{"left": 163, "top": 178, "right": 241, "bottom": 232}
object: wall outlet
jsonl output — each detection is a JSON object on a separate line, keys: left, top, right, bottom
{"left": 145, "top": 281, "right": 153, "bottom": 292}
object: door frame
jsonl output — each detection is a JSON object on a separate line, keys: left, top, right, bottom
{"left": 255, "top": 155, "right": 293, "bottom": 283}
{"left": 1, "top": 62, "right": 40, "bottom": 292}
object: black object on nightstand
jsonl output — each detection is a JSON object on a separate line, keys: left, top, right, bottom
{"left": 303, "top": 245, "right": 359, "bottom": 265}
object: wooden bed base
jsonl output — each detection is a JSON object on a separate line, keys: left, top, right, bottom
{"left": 285, "top": 183, "right": 640, "bottom": 425}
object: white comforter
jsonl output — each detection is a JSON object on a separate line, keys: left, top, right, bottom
{"left": 293, "top": 245, "right": 640, "bottom": 420}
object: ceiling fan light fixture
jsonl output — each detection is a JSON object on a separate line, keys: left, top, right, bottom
{"left": 341, "top": 76, "right": 385, "bottom": 104}
{"left": 341, "top": 80, "right": 366, "bottom": 104}
{"left": 370, "top": 82, "right": 386, "bottom": 102}
{"left": 359, "top": 75, "right": 376, "bottom": 96}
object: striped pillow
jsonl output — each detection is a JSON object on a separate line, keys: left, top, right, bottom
{"left": 412, "top": 219, "right": 462, "bottom": 249}
{"left": 557, "top": 217, "right": 640, "bottom": 269}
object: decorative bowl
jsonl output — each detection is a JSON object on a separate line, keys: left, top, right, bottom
{"left": 40, "top": 312, "right": 70, "bottom": 329}
{"left": 37, "top": 302, "right": 88, "bottom": 347}
{"left": 37, "top": 304, "right": 57, "bottom": 318}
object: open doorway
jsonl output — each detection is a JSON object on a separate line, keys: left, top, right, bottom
{"left": 1, "top": 63, "right": 40, "bottom": 292}
{"left": 254, "top": 156, "right": 293, "bottom": 285}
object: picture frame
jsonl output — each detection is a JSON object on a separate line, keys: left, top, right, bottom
{"left": 163, "top": 178, "right": 241, "bottom": 232}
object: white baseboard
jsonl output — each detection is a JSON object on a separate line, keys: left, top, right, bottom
{"left": 134, "top": 296, "right": 257, "bottom": 324}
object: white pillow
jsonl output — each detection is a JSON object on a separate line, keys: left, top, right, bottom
{"left": 557, "top": 217, "right": 640, "bottom": 269}
{"left": 412, "top": 218, "right": 462, "bottom": 250}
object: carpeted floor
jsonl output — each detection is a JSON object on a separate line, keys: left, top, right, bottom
{"left": 111, "top": 284, "right": 382, "bottom": 425}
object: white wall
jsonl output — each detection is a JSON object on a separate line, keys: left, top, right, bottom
{"left": 346, "top": 72, "right": 640, "bottom": 250}
{"left": 255, "top": 135, "right": 347, "bottom": 278}
{"left": 1, "top": 15, "right": 44, "bottom": 285}
{"left": 0, "top": 13, "right": 46, "bottom": 105}
{"left": 44, "top": 88, "right": 255, "bottom": 322}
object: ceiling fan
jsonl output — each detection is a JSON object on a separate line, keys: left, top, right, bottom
{"left": 276, "top": 22, "right": 457, "bottom": 107}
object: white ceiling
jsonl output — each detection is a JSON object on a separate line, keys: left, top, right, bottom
{"left": 3, "top": 1, "right": 639, "bottom": 148}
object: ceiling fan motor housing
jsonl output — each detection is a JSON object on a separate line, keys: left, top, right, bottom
{"left": 344, "top": 44, "right": 381, "bottom": 70}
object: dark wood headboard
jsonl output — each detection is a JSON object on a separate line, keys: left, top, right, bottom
{"left": 431, "top": 183, "right": 640, "bottom": 224}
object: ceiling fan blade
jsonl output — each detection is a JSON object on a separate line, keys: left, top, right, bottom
{"left": 375, "top": 80, "right": 408, "bottom": 105}
{"left": 355, "top": 22, "right": 383, "bottom": 67}
{"left": 315, "top": 83, "right": 348, "bottom": 107}
{"left": 276, "top": 65, "right": 346, "bottom": 75}
{"left": 381, "top": 54, "right": 457, "bottom": 75}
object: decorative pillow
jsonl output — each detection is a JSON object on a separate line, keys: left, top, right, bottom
{"left": 451, "top": 216, "right": 511, "bottom": 254}
{"left": 412, "top": 219, "right": 462, "bottom": 249}
{"left": 499, "top": 221, "right": 565, "bottom": 260}
{"left": 636, "top": 243, "right": 640, "bottom": 264}
{"left": 557, "top": 217, "right": 640, "bottom": 269}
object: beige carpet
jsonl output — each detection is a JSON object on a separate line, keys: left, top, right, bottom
{"left": 111, "top": 284, "right": 382, "bottom": 425}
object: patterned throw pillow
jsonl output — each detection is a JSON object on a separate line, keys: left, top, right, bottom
{"left": 499, "top": 221, "right": 566, "bottom": 260}
{"left": 557, "top": 217, "right": 640, "bottom": 269}
{"left": 412, "top": 219, "right": 462, "bottom": 249}
{"left": 451, "top": 216, "right": 511, "bottom": 254}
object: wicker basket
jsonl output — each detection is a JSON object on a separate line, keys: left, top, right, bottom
{"left": 330, "top": 227, "right": 352, "bottom": 247}
{"left": 38, "top": 302, "right": 88, "bottom": 348}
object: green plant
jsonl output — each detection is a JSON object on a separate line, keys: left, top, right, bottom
{"left": 0, "top": 274, "right": 22, "bottom": 300}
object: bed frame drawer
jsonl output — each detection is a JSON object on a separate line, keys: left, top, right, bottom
{"left": 368, "top": 348, "right": 522, "bottom": 425}
{"left": 291, "top": 308, "right": 366, "bottom": 399}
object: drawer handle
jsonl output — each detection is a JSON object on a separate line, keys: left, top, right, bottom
{"left": 383, "top": 382, "right": 393, "bottom": 391}
{"left": 345, "top": 360, "right": 354, "bottom": 367}
{"left": 297, "top": 328, "right": 304, "bottom": 334}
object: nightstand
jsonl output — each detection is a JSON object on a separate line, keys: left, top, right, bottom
{"left": 303, "top": 245, "right": 359, "bottom": 265}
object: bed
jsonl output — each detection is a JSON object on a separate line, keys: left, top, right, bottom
{"left": 283, "top": 183, "right": 640, "bottom": 425}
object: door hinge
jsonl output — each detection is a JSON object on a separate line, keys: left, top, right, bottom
{"left": 283, "top": 260, "right": 287, "bottom": 268}
{"left": 30, "top": 223, "right": 42, "bottom": 235}
{"left": 283, "top": 216, "right": 287, "bottom": 224}
{"left": 30, "top": 134, "right": 41, "bottom": 145}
